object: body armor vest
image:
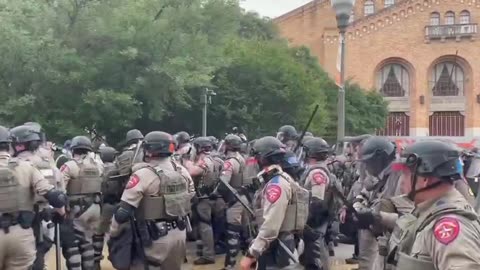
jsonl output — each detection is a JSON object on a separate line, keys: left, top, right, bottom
{"left": 254, "top": 172, "right": 310, "bottom": 233}
{"left": 117, "top": 149, "right": 135, "bottom": 175}
{"left": 101, "top": 162, "right": 122, "bottom": 200}
{"left": 138, "top": 161, "right": 191, "bottom": 221}
{"left": 390, "top": 200, "right": 479, "bottom": 270}
{"left": 228, "top": 154, "right": 246, "bottom": 188}
{"left": 67, "top": 158, "right": 102, "bottom": 196}
{"left": 0, "top": 159, "right": 34, "bottom": 213}
{"left": 33, "top": 157, "right": 57, "bottom": 187}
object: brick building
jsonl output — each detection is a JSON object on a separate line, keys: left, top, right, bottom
{"left": 274, "top": 0, "right": 480, "bottom": 137}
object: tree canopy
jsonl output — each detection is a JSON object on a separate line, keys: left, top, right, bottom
{"left": 0, "top": 0, "right": 388, "bottom": 145}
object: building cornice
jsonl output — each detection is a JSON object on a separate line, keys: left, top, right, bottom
{"left": 273, "top": 0, "right": 329, "bottom": 23}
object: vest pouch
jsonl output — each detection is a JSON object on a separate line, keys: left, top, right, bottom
{"left": 164, "top": 193, "right": 190, "bottom": 217}
{"left": 117, "top": 151, "right": 134, "bottom": 175}
{"left": 0, "top": 167, "right": 19, "bottom": 213}
{"left": 140, "top": 197, "right": 165, "bottom": 220}
{"left": 396, "top": 252, "right": 435, "bottom": 270}
{"left": 80, "top": 169, "right": 102, "bottom": 194}
{"left": 18, "top": 211, "right": 35, "bottom": 229}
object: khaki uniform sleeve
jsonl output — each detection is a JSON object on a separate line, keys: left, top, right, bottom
{"left": 425, "top": 215, "right": 480, "bottom": 269}
{"left": 219, "top": 157, "right": 239, "bottom": 184}
{"left": 28, "top": 163, "right": 54, "bottom": 196}
{"left": 249, "top": 177, "right": 291, "bottom": 257}
{"left": 60, "top": 161, "right": 79, "bottom": 189}
{"left": 308, "top": 169, "right": 329, "bottom": 200}
{"left": 120, "top": 168, "right": 157, "bottom": 208}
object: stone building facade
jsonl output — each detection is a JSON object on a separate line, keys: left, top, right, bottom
{"left": 274, "top": 0, "right": 480, "bottom": 136}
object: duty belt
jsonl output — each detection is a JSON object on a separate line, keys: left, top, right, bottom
{"left": 0, "top": 213, "right": 19, "bottom": 233}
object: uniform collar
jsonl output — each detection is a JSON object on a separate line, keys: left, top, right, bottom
{"left": 16, "top": 151, "right": 34, "bottom": 159}
{"left": 148, "top": 157, "right": 174, "bottom": 167}
{"left": 226, "top": 151, "right": 239, "bottom": 158}
{"left": 414, "top": 188, "right": 463, "bottom": 214}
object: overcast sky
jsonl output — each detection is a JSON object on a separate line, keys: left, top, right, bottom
{"left": 240, "top": 0, "right": 312, "bottom": 18}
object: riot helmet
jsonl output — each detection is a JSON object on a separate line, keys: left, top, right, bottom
{"left": 125, "top": 129, "right": 144, "bottom": 145}
{"left": 252, "top": 136, "right": 286, "bottom": 167}
{"left": 99, "top": 146, "right": 118, "bottom": 163}
{"left": 303, "top": 137, "right": 330, "bottom": 160}
{"left": 143, "top": 131, "right": 175, "bottom": 157}
{"left": 304, "top": 131, "right": 314, "bottom": 138}
{"left": 0, "top": 126, "right": 11, "bottom": 152}
{"left": 70, "top": 136, "right": 94, "bottom": 152}
{"left": 208, "top": 136, "right": 219, "bottom": 149}
{"left": 359, "top": 136, "right": 396, "bottom": 177}
{"left": 276, "top": 125, "right": 297, "bottom": 143}
{"left": 174, "top": 131, "right": 190, "bottom": 147}
{"left": 398, "top": 140, "right": 462, "bottom": 200}
{"left": 224, "top": 134, "right": 242, "bottom": 152}
{"left": 10, "top": 125, "right": 42, "bottom": 154}
{"left": 193, "top": 137, "right": 213, "bottom": 154}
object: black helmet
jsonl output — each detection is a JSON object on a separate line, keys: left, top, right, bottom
{"left": 401, "top": 140, "right": 461, "bottom": 180}
{"left": 208, "top": 136, "right": 219, "bottom": 148}
{"left": 70, "top": 136, "right": 93, "bottom": 152}
{"left": 304, "top": 137, "right": 330, "bottom": 158}
{"left": 99, "top": 146, "right": 118, "bottom": 163}
{"left": 359, "top": 136, "right": 396, "bottom": 176}
{"left": 252, "top": 136, "right": 286, "bottom": 166}
{"left": 144, "top": 131, "right": 175, "bottom": 156}
{"left": 0, "top": 126, "right": 12, "bottom": 143}
{"left": 126, "top": 129, "right": 144, "bottom": 144}
{"left": 193, "top": 137, "right": 213, "bottom": 153}
{"left": 174, "top": 131, "right": 190, "bottom": 145}
{"left": 224, "top": 134, "right": 242, "bottom": 151}
{"left": 277, "top": 125, "right": 297, "bottom": 142}
{"left": 10, "top": 125, "right": 41, "bottom": 143}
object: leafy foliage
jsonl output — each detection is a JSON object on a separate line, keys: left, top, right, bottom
{"left": 0, "top": 0, "right": 388, "bottom": 145}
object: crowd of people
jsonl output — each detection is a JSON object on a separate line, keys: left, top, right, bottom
{"left": 1, "top": 122, "right": 480, "bottom": 270}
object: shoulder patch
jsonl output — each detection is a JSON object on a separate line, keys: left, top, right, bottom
{"left": 126, "top": 175, "right": 140, "bottom": 189}
{"left": 312, "top": 170, "right": 328, "bottom": 185}
{"left": 265, "top": 184, "right": 282, "bottom": 203}
{"left": 60, "top": 164, "right": 69, "bottom": 173}
{"left": 434, "top": 217, "right": 460, "bottom": 245}
{"left": 223, "top": 161, "right": 232, "bottom": 171}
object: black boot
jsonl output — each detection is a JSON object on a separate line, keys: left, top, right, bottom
{"left": 193, "top": 257, "right": 215, "bottom": 265}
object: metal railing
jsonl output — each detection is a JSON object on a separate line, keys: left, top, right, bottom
{"left": 425, "top": 23, "right": 477, "bottom": 38}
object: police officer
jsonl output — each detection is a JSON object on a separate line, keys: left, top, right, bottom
{"left": 301, "top": 137, "right": 336, "bottom": 270}
{"left": 116, "top": 129, "right": 144, "bottom": 175}
{"left": 61, "top": 136, "right": 104, "bottom": 270}
{"left": 219, "top": 134, "right": 247, "bottom": 270}
{"left": 93, "top": 146, "right": 119, "bottom": 269}
{"left": 10, "top": 124, "right": 64, "bottom": 270}
{"left": 183, "top": 137, "right": 218, "bottom": 265}
{"left": 240, "top": 136, "right": 308, "bottom": 270}
{"left": 276, "top": 125, "right": 298, "bottom": 152}
{"left": 354, "top": 136, "right": 404, "bottom": 270}
{"left": 109, "top": 131, "right": 192, "bottom": 270}
{"left": 388, "top": 140, "right": 480, "bottom": 270}
{"left": 0, "top": 125, "right": 67, "bottom": 269}
{"left": 174, "top": 131, "right": 192, "bottom": 159}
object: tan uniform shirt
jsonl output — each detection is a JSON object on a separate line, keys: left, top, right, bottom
{"left": 219, "top": 152, "right": 243, "bottom": 186}
{"left": 17, "top": 151, "right": 64, "bottom": 191}
{"left": 303, "top": 162, "right": 330, "bottom": 200}
{"left": 110, "top": 158, "right": 193, "bottom": 234}
{"left": 409, "top": 189, "right": 480, "bottom": 270}
{"left": 0, "top": 152, "right": 54, "bottom": 198}
{"left": 60, "top": 154, "right": 103, "bottom": 188}
{"left": 249, "top": 166, "right": 294, "bottom": 257}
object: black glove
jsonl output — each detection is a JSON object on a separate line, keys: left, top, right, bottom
{"left": 52, "top": 211, "right": 65, "bottom": 224}
{"left": 355, "top": 208, "right": 380, "bottom": 229}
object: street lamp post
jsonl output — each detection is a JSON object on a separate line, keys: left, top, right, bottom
{"left": 331, "top": 0, "right": 355, "bottom": 144}
{"left": 202, "top": 87, "right": 216, "bottom": 136}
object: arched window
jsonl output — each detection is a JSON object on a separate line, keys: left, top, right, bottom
{"left": 431, "top": 62, "right": 464, "bottom": 96}
{"left": 364, "top": 0, "right": 375, "bottom": 16}
{"left": 460, "top": 10, "right": 470, "bottom": 24}
{"left": 445, "top": 11, "right": 455, "bottom": 25}
{"left": 377, "top": 63, "right": 410, "bottom": 97}
{"left": 430, "top": 12, "right": 440, "bottom": 25}
{"left": 385, "top": 0, "right": 395, "bottom": 7}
